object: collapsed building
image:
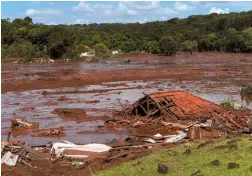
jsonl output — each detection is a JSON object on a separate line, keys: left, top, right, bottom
{"left": 121, "top": 91, "right": 251, "bottom": 134}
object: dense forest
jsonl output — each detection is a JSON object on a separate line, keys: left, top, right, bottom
{"left": 1, "top": 10, "right": 252, "bottom": 61}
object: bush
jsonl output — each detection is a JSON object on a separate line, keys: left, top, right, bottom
{"left": 5, "top": 42, "right": 38, "bottom": 59}
{"left": 220, "top": 98, "right": 236, "bottom": 109}
{"left": 158, "top": 36, "right": 178, "bottom": 56}
{"left": 94, "top": 43, "right": 110, "bottom": 58}
{"left": 241, "top": 85, "right": 252, "bottom": 96}
{"left": 180, "top": 40, "right": 198, "bottom": 53}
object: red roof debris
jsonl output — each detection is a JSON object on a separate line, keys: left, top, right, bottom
{"left": 123, "top": 91, "right": 248, "bottom": 132}
{"left": 148, "top": 91, "right": 224, "bottom": 120}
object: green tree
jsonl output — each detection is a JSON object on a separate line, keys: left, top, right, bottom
{"left": 121, "top": 39, "right": 137, "bottom": 52}
{"left": 5, "top": 42, "right": 38, "bottom": 59}
{"left": 143, "top": 40, "right": 159, "bottom": 53}
{"left": 158, "top": 36, "right": 178, "bottom": 56}
{"left": 94, "top": 43, "right": 109, "bottom": 58}
{"left": 180, "top": 40, "right": 198, "bottom": 54}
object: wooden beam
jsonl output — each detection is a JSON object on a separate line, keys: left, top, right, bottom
{"left": 146, "top": 98, "right": 149, "bottom": 113}
{"left": 140, "top": 104, "right": 148, "bottom": 115}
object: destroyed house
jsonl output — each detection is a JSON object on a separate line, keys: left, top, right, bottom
{"left": 127, "top": 91, "right": 225, "bottom": 120}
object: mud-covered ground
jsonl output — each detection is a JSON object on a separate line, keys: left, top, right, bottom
{"left": 1, "top": 52, "right": 252, "bottom": 175}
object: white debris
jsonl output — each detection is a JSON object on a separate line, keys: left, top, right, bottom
{"left": 164, "top": 132, "right": 187, "bottom": 143}
{"left": 72, "top": 161, "right": 84, "bottom": 168}
{"left": 152, "top": 133, "right": 163, "bottom": 140}
{"left": 194, "top": 119, "right": 212, "bottom": 128}
{"left": 1, "top": 151, "right": 19, "bottom": 166}
{"left": 61, "top": 140, "right": 76, "bottom": 145}
{"left": 112, "top": 50, "right": 119, "bottom": 55}
{"left": 144, "top": 138, "right": 156, "bottom": 144}
{"left": 51, "top": 142, "right": 111, "bottom": 157}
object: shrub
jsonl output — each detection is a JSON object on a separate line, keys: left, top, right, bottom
{"left": 241, "top": 85, "right": 252, "bottom": 96}
{"left": 220, "top": 98, "right": 236, "bottom": 109}
{"left": 94, "top": 43, "right": 110, "bottom": 59}
{"left": 158, "top": 36, "right": 178, "bottom": 56}
{"left": 180, "top": 40, "right": 198, "bottom": 53}
{"left": 5, "top": 42, "right": 38, "bottom": 59}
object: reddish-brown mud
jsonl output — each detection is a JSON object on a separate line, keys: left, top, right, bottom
{"left": 2, "top": 52, "right": 252, "bottom": 93}
{"left": 1, "top": 52, "right": 252, "bottom": 176}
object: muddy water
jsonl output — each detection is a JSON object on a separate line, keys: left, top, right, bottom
{"left": 2, "top": 52, "right": 252, "bottom": 145}
{"left": 2, "top": 79, "right": 251, "bottom": 145}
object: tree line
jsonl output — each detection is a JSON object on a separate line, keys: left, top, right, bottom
{"left": 1, "top": 10, "right": 252, "bottom": 60}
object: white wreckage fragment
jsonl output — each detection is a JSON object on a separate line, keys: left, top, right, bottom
{"left": 51, "top": 142, "right": 111, "bottom": 158}
{"left": 164, "top": 131, "right": 187, "bottom": 143}
{"left": 1, "top": 151, "right": 19, "bottom": 166}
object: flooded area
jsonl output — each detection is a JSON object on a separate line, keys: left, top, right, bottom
{"left": 2, "top": 52, "right": 252, "bottom": 145}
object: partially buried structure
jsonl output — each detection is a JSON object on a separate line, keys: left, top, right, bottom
{"left": 123, "top": 91, "right": 249, "bottom": 132}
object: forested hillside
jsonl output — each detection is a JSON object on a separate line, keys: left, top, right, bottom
{"left": 1, "top": 10, "right": 252, "bottom": 60}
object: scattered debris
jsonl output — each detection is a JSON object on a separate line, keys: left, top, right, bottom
{"left": 72, "top": 161, "right": 84, "bottom": 168}
{"left": 144, "top": 138, "right": 156, "bottom": 144}
{"left": 164, "top": 131, "right": 187, "bottom": 143}
{"left": 23, "top": 143, "right": 47, "bottom": 160}
{"left": 152, "top": 133, "right": 164, "bottom": 140}
{"left": 51, "top": 142, "right": 111, "bottom": 158}
{"left": 11, "top": 119, "right": 39, "bottom": 129}
{"left": 31, "top": 127, "right": 65, "bottom": 137}
{"left": 157, "top": 163, "right": 168, "bottom": 174}
{"left": 1, "top": 151, "right": 19, "bottom": 166}
{"left": 187, "top": 126, "right": 223, "bottom": 140}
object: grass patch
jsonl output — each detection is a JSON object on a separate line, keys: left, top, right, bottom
{"left": 98, "top": 138, "right": 252, "bottom": 176}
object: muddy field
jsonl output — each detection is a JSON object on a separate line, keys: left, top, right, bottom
{"left": 2, "top": 52, "right": 252, "bottom": 145}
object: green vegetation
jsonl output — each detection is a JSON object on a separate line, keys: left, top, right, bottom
{"left": 94, "top": 43, "right": 110, "bottom": 59}
{"left": 159, "top": 36, "right": 178, "bottom": 56}
{"left": 98, "top": 138, "right": 252, "bottom": 176}
{"left": 2, "top": 10, "right": 252, "bottom": 60}
{"left": 241, "top": 85, "right": 252, "bottom": 96}
{"left": 220, "top": 98, "right": 236, "bottom": 109}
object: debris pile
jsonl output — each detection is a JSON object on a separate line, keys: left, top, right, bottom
{"left": 11, "top": 119, "right": 39, "bottom": 129}
{"left": 1, "top": 141, "right": 47, "bottom": 167}
{"left": 113, "top": 91, "right": 251, "bottom": 139}
{"left": 1, "top": 138, "right": 152, "bottom": 171}
{"left": 31, "top": 127, "right": 65, "bottom": 137}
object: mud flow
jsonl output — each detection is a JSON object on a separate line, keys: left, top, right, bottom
{"left": 2, "top": 52, "right": 252, "bottom": 145}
